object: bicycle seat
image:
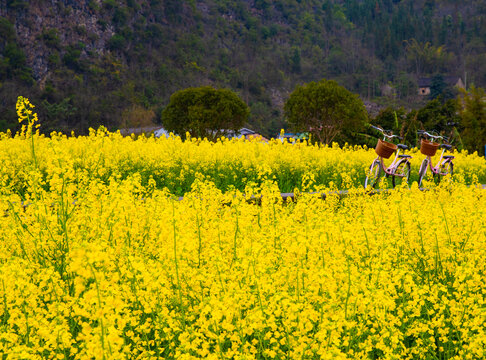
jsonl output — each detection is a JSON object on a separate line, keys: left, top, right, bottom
{"left": 398, "top": 154, "right": 412, "bottom": 158}
{"left": 443, "top": 155, "right": 454, "bottom": 159}
{"left": 440, "top": 144, "right": 452, "bottom": 150}
{"left": 397, "top": 144, "right": 408, "bottom": 150}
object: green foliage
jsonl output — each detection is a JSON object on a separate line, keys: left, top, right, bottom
{"left": 6, "top": 0, "right": 28, "bottom": 10}
{"left": 107, "top": 34, "right": 126, "bottom": 51}
{"left": 0, "top": 17, "right": 15, "bottom": 42}
{"left": 63, "top": 48, "right": 81, "bottom": 69}
{"left": 103, "top": 0, "right": 117, "bottom": 10}
{"left": 373, "top": 107, "right": 407, "bottom": 134}
{"left": 372, "top": 100, "right": 462, "bottom": 148}
{"left": 0, "top": 18, "right": 34, "bottom": 85}
{"left": 41, "top": 98, "right": 77, "bottom": 132}
{"left": 400, "top": 110, "right": 421, "bottom": 148}
{"left": 458, "top": 86, "right": 486, "bottom": 155}
{"left": 289, "top": 46, "right": 301, "bottom": 74}
{"left": 47, "top": 52, "right": 60, "bottom": 67}
{"left": 164, "top": 0, "right": 184, "bottom": 22}
{"left": 429, "top": 74, "right": 455, "bottom": 101}
{"left": 113, "top": 7, "right": 129, "bottom": 26}
{"left": 416, "top": 98, "right": 458, "bottom": 133}
{"left": 1, "top": 0, "right": 486, "bottom": 143}
{"left": 4, "top": 42, "right": 26, "bottom": 68}
{"left": 88, "top": 0, "right": 101, "bottom": 12}
{"left": 161, "top": 86, "right": 250, "bottom": 141}
{"left": 40, "top": 29, "right": 61, "bottom": 49}
{"left": 284, "top": 79, "right": 368, "bottom": 144}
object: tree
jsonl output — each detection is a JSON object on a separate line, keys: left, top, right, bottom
{"left": 161, "top": 86, "right": 249, "bottom": 140}
{"left": 457, "top": 86, "right": 486, "bottom": 155}
{"left": 284, "top": 79, "right": 368, "bottom": 144}
{"left": 289, "top": 46, "right": 301, "bottom": 73}
{"left": 404, "top": 39, "right": 447, "bottom": 76}
{"left": 417, "top": 98, "right": 458, "bottom": 129}
{"left": 429, "top": 74, "right": 454, "bottom": 101}
{"left": 373, "top": 107, "right": 407, "bottom": 134}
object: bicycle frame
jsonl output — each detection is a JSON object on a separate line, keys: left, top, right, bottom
{"left": 374, "top": 132, "right": 407, "bottom": 177}
{"left": 418, "top": 130, "right": 454, "bottom": 177}
{"left": 365, "top": 125, "right": 411, "bottom": 189}
{"left": 423, "top": 148, "right": 452, "bottom": 176}
{"left": 373, "top": 149, "right": 405, "bottom": 177}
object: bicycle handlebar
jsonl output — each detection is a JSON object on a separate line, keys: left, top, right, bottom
{"left": 370, "top": 125, "right": 402, "bottom": 140}
{"left": 418, "top": 130, "right": 448, "bottom": 142}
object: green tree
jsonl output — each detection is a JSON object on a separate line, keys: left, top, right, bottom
{"left": 457, "top": 86, "right": 486, "bottom": 155}
{"left": 429, "top": 74, "right": 454, "bottom": 101}
{"left": 161, "top": 86, "right": 249, "bottom": 140}
{"left": 372, "top": 107, "right": 407, "bottom": 134}
{"left": 404, "top": 39, "right": 447, "bottom": 76}
{"left": 289, "top": 46, "right": 301, "bottom": 74}
{"left": 417, "top": 98, "right": 458, "bottom": 132}
{"left": 401, "top": 110, "right": 420, "bottom": 147}
{"left": 284, "top": 79, "right": 368, "bottom": 144}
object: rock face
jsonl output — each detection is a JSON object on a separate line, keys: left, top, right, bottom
{"left": 1, "top": 1, "right": 114, "bottom": 83}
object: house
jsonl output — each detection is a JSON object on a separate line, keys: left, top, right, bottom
{"left": 418, "top": 76, "right": 465, "bottom": 96}
{"left": 231, "top": 127, "right": 255, "bottom": 139}
{"left": 119, "top": 126, "right": 170, "bottom": 138}
{"left": 226, "top": 127, "right": 267, "bottom": 141}
{"left": 278, "top": 132, "right": 309, "bottom": 143}
{"left": 153, "top": 127, "right": 170, "bottom": 138}
{"left": 120, "top": 126, "right": 265, "bottom": 141}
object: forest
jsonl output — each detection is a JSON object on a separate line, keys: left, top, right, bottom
{"left": 0, "top": 0, "right": 485, "bottom": 138}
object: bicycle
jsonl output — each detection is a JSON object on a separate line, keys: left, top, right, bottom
{"left": 417, "top": 130, "right": 454, "bottom": 187}
{"left": 365, "top": 125, "right": 412, "bottom": 189}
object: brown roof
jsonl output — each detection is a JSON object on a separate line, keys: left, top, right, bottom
{"left": 418, "top": 76, "right": 462, "bottom": 88}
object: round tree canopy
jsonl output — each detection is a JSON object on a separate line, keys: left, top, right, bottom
{"left": 284, "top": 79, "right": 368, "bottom": 144}
{"left": 162, "top": 86, "right": 249, "bottom": 140}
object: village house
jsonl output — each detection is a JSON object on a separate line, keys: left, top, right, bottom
{"left": 119, "top": 126, "right": 266, "bottom": 140}
{"left": 119, "top": 126, "right": 169, "bottom": 137}
{"left": 418, "top": 76, "right": 465, "bottom": 96}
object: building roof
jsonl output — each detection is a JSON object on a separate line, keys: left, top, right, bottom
{"left": 238, "top": 127, "right": 256, "bottom": 136}
{"left": 119, "top": 126, "right": 164, "bottom": 136}
{"left": 120, "top": 126, "right": 258, "bottom": 139}
{"left": 418, "top": 76, "right": 462, "bottom": 88}
{"left": 153, "top": 127, "right": 170, "bottom": 138}
{"left": 224, "top": 127, "right": 257, "bottom": 139}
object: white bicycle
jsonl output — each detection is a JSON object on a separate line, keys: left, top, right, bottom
{"left": 365, "top": 125, "right": 412, "bottom": 189}
{"left": 417, "top": 130, "right": 454, "bottom": 187}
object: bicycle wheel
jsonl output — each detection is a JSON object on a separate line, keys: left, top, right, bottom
{"left": 392, "top": 159, "right": 411, "bottom": 188}
{"left": 365, "top": 159, "right": 381, "bottom": 189}
{"left": 437, "top": 160, "right": 454, "bottom": 183}
{"left": 417, "top": 158, "right": 429, "bottom": 188}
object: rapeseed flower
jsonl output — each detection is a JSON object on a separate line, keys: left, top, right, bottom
{"left": 0, "top": 99, "right": 485, "bottom": 358}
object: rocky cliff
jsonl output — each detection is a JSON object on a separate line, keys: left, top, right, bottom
{"left": 1, "top": 1, "right": 114, "bottom": 85}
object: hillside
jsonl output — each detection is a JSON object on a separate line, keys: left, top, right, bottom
{"left": 1, "top": 0, "right": 485, "bottom": 136}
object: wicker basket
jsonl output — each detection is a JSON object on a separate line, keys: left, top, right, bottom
{"left": 375, "top": 139, "right": 398, "bottom": 159}
{"left": 420, "top": 139, "right": 439, "bottom": 156}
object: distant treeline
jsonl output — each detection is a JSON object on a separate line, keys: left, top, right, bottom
{"left": 0, "top": 0, "right": 485, "bottom": 137}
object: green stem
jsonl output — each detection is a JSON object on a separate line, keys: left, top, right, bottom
{"left": 172, "top": 201, "right": 186, "bottom": 329}
{"left": 88, "top": 263, "right": 106, "bottom": 360}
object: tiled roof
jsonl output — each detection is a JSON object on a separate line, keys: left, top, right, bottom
{"left": 418, "top": 76, "right": 462, "bottom": 88}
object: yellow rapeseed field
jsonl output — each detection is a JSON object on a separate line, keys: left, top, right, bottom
{"left": 0, "top": 98, "right": 485, "bottom": 359}
{"left": 1, "top": 100, "right": 486, "bottom": 197}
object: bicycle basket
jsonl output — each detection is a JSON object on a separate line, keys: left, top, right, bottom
{"left": 375, "top": 139, "right": 397, "bottom": 159}
{"left": 420, "top": 139, "right": 439, "bottom": 156}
